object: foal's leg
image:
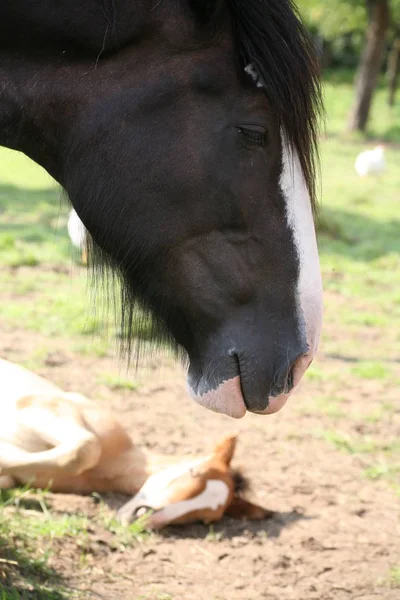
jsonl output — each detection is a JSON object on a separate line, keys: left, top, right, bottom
{"left": 0, "top": 400, "right": 102, "bottom": 478}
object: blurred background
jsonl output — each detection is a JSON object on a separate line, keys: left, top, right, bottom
{"left": 0, "top": 1, "right": 399, "bottom": 599}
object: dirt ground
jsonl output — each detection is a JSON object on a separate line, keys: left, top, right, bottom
{"left": 0, "top": 322, "right": 399, "bottom": 600}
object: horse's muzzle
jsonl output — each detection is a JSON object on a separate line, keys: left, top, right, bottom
{"left": 187, "top": 345, "right": 312, "bottom": 419}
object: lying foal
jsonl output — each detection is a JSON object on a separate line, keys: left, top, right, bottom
{"left": 0, "top": 359, "right": 270, "bottom": 529}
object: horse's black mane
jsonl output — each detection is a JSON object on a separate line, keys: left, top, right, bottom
{"left": 86, "top": 0, "right": 323, "bottom": 361}
{"left": 222, "top": 0, "right": 322, "bottom": 209}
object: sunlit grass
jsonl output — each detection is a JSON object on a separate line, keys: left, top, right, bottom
{"left": 351, "top": 362, "right": 393, "bottom": 380}
{"left": 389, "top": 567, "right": 400, "bottom": 588}
{"left": 0, "top": 488, "right": 150, "bottom": 598}
{"left": 99, "top": 372, "right": 140, "bottom": 391}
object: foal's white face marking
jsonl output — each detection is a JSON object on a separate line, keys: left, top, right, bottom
{"left": 148, "top": 479, "right": 230, "bottom": 528}
{"left": 118, "top": 457, "right": 231, "bottom": 526}
{"left": 135, "top": 458, "right": 207, "bottom": 504}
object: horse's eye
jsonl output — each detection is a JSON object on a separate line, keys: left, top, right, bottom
{"left": 237, "top": 126, "right": 267, "bottom": 147}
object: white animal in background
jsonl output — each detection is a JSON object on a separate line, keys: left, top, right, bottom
{"left": 354, "top": 145, "right": 386, "bottom": 177}
{"left": 67, "top": 209, "right": 88, "bottom": 264}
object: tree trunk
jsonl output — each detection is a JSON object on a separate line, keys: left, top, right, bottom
{"left": 348, "top": 0, "right": 390, "bottom": 132}
{"left": 387, "top": 36, "right": 400, "bottom": 107}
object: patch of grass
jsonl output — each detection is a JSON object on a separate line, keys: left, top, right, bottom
{"left": 319, "top": 427, "right": 400, "bottom": 489}
{"left": 304, "top": 366, "right": 326, "bottom": 382}
{"left": 321, "top": 430, "right": 400, "bottom": 455}
{"left": 315, "top": 403, "right": 346, "bottom": 420}
{"left": 0, "top": 498, "right": 81, "bottom": 599}
{"left": 0, "top": 490, "right": 89, "bottom": 541}
{"left": 73, "top": 339, "right": 111, "bottom": 358}
{"left": 297, "top": 395, "right": 346, "bottom": 419}
{"left": 99, "top": 511, "right": 150, "bottom": 547}
{"left": 205, "top": 525, "right": 224, "bottom": 542}
{"left": 364, "top": 463, "right": 400, "bottom": 482}
{"left": 99, "top": 373, "right": 139, "bottom": 391}
{"left": 92, "top": 495, "right": 151, "bottom": 545}
{"left": 321, "top": 430, "right": 371, "bottom": 454}
{"left": 0, "top": 488, "right": 150, "bottom": 597}
{"left": 351, "top": 362, "right": 392, "bottom": 380}
{"left": 389, "top": 567, "right": 400, "bottom": 588}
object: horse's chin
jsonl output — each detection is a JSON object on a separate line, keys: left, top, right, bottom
{"left": 187, "top": 376, "right": 247, "bottom": 419}
{"left": 187, "top": 375, "right": 291, "bottom": 419}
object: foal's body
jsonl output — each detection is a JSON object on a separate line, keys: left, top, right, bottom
{"left": 0, "top": 360, "right": 267, "bottom": 528}
{"left": 0, "top": 359, "right": 177, "bottom": 494}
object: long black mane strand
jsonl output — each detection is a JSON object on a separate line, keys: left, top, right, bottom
{"left": 84, "top": 233, "right": 187, "bottom": 366}
{"left": 224, "top": 0, "right": 323, "bottom": 208}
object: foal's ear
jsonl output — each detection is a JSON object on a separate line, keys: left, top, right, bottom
{"left": 225, "top": 497, "right": 274, "bottom": 521}
{"left": 214, "top": 435, "right": 237, "bottom": 466}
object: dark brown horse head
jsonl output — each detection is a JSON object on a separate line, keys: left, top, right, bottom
{"left": 0, "top": 0, "right": 323, "bottom": 418}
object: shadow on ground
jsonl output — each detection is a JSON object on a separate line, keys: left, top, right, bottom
{"left": 0, "top": 539, "right": 68, "bottom": 600}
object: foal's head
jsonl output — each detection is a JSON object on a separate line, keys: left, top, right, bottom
{"left": 54, "top": 0, "right": 324, "bottom": 417}
{"left": 117, "top": 436, "right": 269, "bottom": 529}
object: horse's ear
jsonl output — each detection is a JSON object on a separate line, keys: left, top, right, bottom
{"left": 225, "top": 497, "right": 274, "bottom": 521}
{"left": 214, "top": 435, "right": 237, "bottom": 466}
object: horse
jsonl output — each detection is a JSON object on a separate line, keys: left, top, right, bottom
{"left": 0, "top": 0, "right": 323, "bottom": 419}
{"left": 0, "top": 359, "right": 270, "bottom": 529}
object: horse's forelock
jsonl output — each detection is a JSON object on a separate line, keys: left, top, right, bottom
{"left": 220, "top": 0, "right": 323, "bottom": 210}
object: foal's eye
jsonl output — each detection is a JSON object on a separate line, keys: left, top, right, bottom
{"left": 237, "top": 126, "right": 268, "bottom": 147}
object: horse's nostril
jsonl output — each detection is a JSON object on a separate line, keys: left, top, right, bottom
{"left": 270, "top": 365, "right": 295, "bottom": 397}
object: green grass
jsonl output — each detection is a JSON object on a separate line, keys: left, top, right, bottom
{"left": 99, "top": 372, "right": 140, "bottom": 391}
{"left": 351, "top": 362, "right": 393, "bottom": 380}
{"left": 0, "top": 489, "right": 150, "bottom": 598}
{"left": 320, "top": 430, "right": 399, "bottom": 455}
{"left": 389, "top": 567, "right": 400, "bottom": 588}
{"left": 0, "top": 149, "right": 71, "bottom": 268}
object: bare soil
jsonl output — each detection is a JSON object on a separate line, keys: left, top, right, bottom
{"left": 0, "top": 322, "right": 399, "bottom": 600}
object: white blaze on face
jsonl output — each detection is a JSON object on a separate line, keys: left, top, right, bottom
{"left": 118, "top": 458, "right": 229, "bottom": 526}
{"left": 280, "top": 134, "right": 323, "bottom": 363}
{"left": 117, "top": 459, "right": 230, "bottom": 528}
{"left": 245, "top": 63, "right": 323, "bottom": 348}
{"left": 148, "top": 479, "right": 230, "bottom": 528}
{"left": 134, "top": 458, "right": 207, "bottom": 506}
{"left": 189, "top": 67, "right": 323, "bottom": 418}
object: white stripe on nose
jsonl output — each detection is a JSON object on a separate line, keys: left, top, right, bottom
{"left": 280, "top": 134, "right": 323, "bottom": 359}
